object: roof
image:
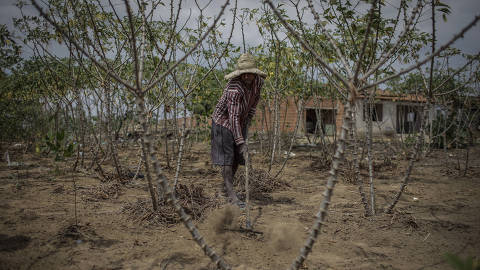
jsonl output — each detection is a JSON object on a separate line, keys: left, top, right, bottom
{"left": 359, "top": 89, "right": 428, "bottom": 103}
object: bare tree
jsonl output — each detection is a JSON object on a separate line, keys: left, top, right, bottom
{"left": 265, "top": 0, "right": 479, "bottom": 268}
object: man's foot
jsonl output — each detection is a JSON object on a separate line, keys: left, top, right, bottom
{"left": 228, "top": 196, "right": 246, "bottom": 209}
{"left": 232, "top": 200, "right": 246, "bottom": 209}
{"left": 222, "top": 165, "right": 245, "bottom": 209}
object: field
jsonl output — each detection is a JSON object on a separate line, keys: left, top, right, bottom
{"left": 2, "top": 0, "right": 480, "bottom": 269}
{"left": 0, "top": 142, "right": 479, "bottom": 270}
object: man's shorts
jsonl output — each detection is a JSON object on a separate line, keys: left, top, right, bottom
{"left": 211, "top": 121, "right": 246, "bottom": 166}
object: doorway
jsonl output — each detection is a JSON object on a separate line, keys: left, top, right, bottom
{"left": 396, "top": 105, "right": 422, "bottom": 134}
{"left": 305, "top": 108, "right": 336, "bottom": 135}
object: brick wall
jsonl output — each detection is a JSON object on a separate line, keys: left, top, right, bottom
{"left": 250, "top": 96, "right": 345, "bottom": 135}
{"left": 170, "top": 96, "right": 347, "bottom": 136}
{"left": 250, "top": 97, "right": 300, "bottom": 133}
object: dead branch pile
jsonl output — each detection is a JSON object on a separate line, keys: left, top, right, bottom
{"left": 358, "top": 158, "right": 398, "bottom": 172}
{"left": 82, "top": 181, "right": 124, "bottom": 201}
{"left": 94, "top": 166, "right": 132, "bottom": 183}
{"left": 308, "top": 153, "right": 332, "bottom": 171}
{"left": 82, "top": 165, "right": 134, "bottom": 201}
{"left": 122, "top": 198, "right": 177, "bottom": 225}
{"left": 122, "top": 183, "right": 221, "bottom": 226}
{"left": 175, "top": 183, "right": 221, "bottom": 219}
{"left": 374, "top": 156, "right": 397, "bottom": 171}
{"left": 52, "top": 224, "right": 117, "bottom": 248}
{"left": 387, "top": 210, "right": 420, "bottom": 231}
{"left": 234, "top": 168, "right": 290, "bottom": 202}
{"left": 339, "top": 159, "right": 358, "bottom": 184}
{"left": 52, "top": 224, "right": 97, "bottom": 247}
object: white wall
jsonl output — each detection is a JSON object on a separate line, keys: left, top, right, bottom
{"left": 354, "top": 100, "right": 397, "bottom": 136}
{"left": 354, "top": 100, "right": 435, "bottom": 136}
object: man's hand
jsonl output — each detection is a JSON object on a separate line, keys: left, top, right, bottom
{"left": 245, "top": 119, "right": 252, "bottom": 139}
{"left": 239, "top": 143, "right": 248, "bottom": 156}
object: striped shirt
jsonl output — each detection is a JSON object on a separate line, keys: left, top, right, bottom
{"left": 212, "top": 76, "right": 264, "bottom": 145}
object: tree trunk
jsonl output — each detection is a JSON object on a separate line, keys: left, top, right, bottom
{"left": 164, "top": 104, "right": 170, "bottom": 168}
{"left": 351, "top": 102, "right": 369, "bottom": 216}
{"left": 269, "top": 91, "right": 279, "bottom": 172}
{"left": 384, "top": 101, "right": 430, "bottom": 213}
{"left": 274, "top": 98, "right": 304, "bottom": 178}
{"left": 366, "top": 99, "right": 376, "bottom": 215}
{"left": 137, "top": 95, "right": 159, "bottom": 210}
{"left": 104, "top": 81, "right": 122, "bottom": 178}
{"left": 290, "top": 91, "right": 355, "bottom": 270}
{"left": 173, "top": 98, "right": 188, "bottom": 190}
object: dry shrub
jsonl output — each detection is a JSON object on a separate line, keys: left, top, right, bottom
{"left": 234, "top": 168, "right": 289, "bottom": 202}
{"left": 175, "top": 183, "right": 221, "bottom": 220}
{"left": 122, "top": 198, "right": 177, "bottom": 225}
{"left": 373, "top": 156, "right": 397, "bottom": 171}
{"left": 82, "top": 181, "right": 123, "bottom": 201}
{"left": 84, "top": 165, "right": 143, "bottom": 202}
{"left": 309, "top": 157, "right": 332, "bottom": 171}
{"left": 95, "top": 167, "right": 132, "bottom": 183}
{"left": 338, "top": 158, "right": 359, "bottom": 184}
{"left": 122, "top": 183, "right": 221, "bottom": 226}
{"left": 308, "top": 152, "right": 332, "bottom": 171}
{"left": 340, "top": 168, "right": 358, "bottom": 184}
{"left": 52, "top": 224, "right": 97, "bottom": 247}
{"left": 359, "top": 158, "right": 397, "bottom": 172}
{"left": 82, "top": 165, "right": 133, "bottom": 202}
{"left": 386, "top": 209, "right": 421, "bottom": 231}
{"left": 52, "top": 224, "right": 117, "bottom": 248}
{"left": 339, "top": 155, "right": 398, "bottom": 185}
{"left": 51, "top": 186, "right": 65, "bottom": 194}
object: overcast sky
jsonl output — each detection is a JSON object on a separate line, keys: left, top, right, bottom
{"left": 1, "top": 0, "right": 479, "bottom": 67}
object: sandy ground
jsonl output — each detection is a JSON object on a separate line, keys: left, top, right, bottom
{"left": 0, "top": 142, "right": 479, "bottom": 270}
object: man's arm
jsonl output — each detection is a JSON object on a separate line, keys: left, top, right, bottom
{"left": 227, "top": 90, "right": 245, "bottom": 145}
{"left": 246, "top": 77, "right": 264, "bottom": 123}
{"left": 246, "top": 93, "right": 259, "bottom": 124}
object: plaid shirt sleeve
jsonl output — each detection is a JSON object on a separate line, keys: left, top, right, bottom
{"left": 227, "top": 89, "right": 245, "bottom": 145}
{"left": 247, "top": 77, "right": 263, "bottom": 122}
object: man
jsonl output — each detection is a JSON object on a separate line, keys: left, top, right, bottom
{"left": 211, "top": 53, "right": 266, "bottom": 207}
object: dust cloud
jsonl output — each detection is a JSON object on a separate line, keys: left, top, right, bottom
{"left": 206, "top": 205, "right": 241, "bottom": 234}
{"left": 267, "top": 222, "right": 304, "bottom": 253}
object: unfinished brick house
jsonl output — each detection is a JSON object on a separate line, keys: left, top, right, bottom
{"left": 250, "top": 90, "right": 430, "bottom": 137}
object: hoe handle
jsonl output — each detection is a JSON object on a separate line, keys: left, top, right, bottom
{"left": 245, "top": 131, "right": 251, "bottom": 230}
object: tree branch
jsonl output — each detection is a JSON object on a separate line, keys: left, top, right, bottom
{"left": 360, "top": 14, "right": 480, "bottom": 92}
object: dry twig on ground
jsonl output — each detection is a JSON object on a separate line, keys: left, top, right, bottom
{"left": 234, "top": 168, "right": 290, "bottom": 202}
{"left": 122, "top": 183, "right": 221, "bottom": 226}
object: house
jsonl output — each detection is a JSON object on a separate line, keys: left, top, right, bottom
{"left": 250, "top": 90, "right": 432, "bottom": 137}
{"left": 354, "top": 90, "right": 429, "bottom": 136}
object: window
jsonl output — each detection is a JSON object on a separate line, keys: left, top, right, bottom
{"left": 363, "top": 103, "right": 383, "bottom": 122}
{"left": 396, "top": 105, "right": 422, "bottom": 134}
{"left": 305, "top": 108, "right": 336, "bottom": 135}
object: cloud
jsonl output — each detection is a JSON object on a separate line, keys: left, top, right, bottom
{"left": 434, "top": 1, "right": 480, "bottom": 54}
{"left": 1, "top": 0, "right": 478, "bottom": 68}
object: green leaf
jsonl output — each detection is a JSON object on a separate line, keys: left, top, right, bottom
{"left": 45, "top": 140, "right": 54, "bottom": 149}
{"left": 64, "top": 143, "right": 74, "bottom": 157}
{"left": 437, "top": 7, "right": 451, "bottom": 15}
{"left": 445, "top": 253, "right": 480, "bottom": 270}
{"left": 56, "top": 129, "right": 65, "bottom": 142}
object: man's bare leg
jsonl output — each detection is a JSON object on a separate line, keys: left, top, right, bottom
{"left": 222, "top": 165, "right": 240, "bottom": 203}
{"left": 232, "top": 162, "right": 239, "bottom": 177}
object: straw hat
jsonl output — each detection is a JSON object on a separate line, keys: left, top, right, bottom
{"left": 224, "top": 53, "right": 267, "bottom": 80}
